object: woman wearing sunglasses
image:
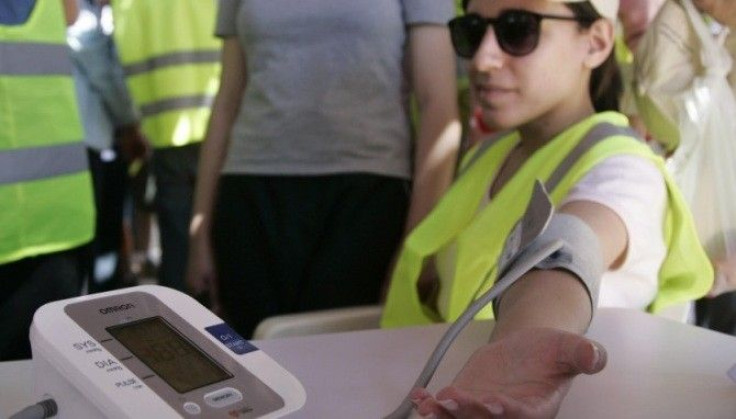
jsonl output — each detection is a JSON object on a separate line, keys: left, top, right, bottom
{"left": 381, "top": 0, "right": 712, "bottom": 417}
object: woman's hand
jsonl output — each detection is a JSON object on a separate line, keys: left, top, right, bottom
{"left": 411, "top": 327, "right": 607, "bottom": 418}
{"left": 186, "top": 219, "right": 221, "bottom": 314}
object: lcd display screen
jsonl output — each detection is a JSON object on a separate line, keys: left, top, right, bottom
{"left": 108, "top": 317, "right": 232, "bottom": 393}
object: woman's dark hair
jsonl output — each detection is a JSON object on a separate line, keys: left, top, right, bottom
{"left": 565, "top": 2, "right": 622, "bottom": 112}
{"left": 461, "top": 1, "right": 622, "bottom": 112}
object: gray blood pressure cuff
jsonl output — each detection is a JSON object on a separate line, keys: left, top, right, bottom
{"left": 494, "top": 213, "right": 605, "bottom": 315}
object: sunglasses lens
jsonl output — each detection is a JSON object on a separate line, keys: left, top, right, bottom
{"left": 449, "top": 11, "right": 542, "bottom": 58}
{"left": 449, "top": 15, "right": 487, "bottom": 58}
{"left": 496, "top": 11, "right": 540, "bottom": 56}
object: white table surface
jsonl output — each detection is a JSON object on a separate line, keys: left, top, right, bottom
{"left": 1, "top": 308, "right": 735, "bottom": 418}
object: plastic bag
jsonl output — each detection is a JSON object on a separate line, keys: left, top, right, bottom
{"left": 668, "top": 66, "right": 736, "bottom": 261}
{"left": 634, "top": 0, "right": 736, "bottom": 294}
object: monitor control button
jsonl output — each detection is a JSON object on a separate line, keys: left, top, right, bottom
{"left": 183, "top": 402, "right": 201, "bottom": 415}
{"left": 204, "top": 387, "right": 243, "bottom": 408}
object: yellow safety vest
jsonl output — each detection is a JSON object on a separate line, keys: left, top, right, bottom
{"left": 0, "top": 0, "right": 95, "bottom": 265}
{"left": 382, "top": 112, "right": 712, "bottom": 328}
{"left": 112, "top": 0, "right": 221, "bottom": 148}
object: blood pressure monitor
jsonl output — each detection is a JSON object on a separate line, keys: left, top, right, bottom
{"left": 29, "top": 285, "right": 305, "bottom": 418}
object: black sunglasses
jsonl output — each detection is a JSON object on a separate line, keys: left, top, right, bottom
{"left": 448, "top": 9, "right": 594, "bottom": 58}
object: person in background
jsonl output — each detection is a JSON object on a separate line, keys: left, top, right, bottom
{"left": 67, "top": 0, "right": 149, "bottom": 293}
{"left": 187, "top": 0, "right": 461, "bottom": 337}
{"left": 618, "top": 0, "right": 667, "bottom": 52}
{"left": 614, "top": 0, "right": 666, "bottom": 144}
{"left": 689, "top": 0, "right": 736, "bottom": 335}
{"left": 110, "top": 0, "right": 222, "bottom": 293}
{"left": 618, "top": 0, "right": 736, "bottom": 334}
{"left": 379, "top": 0, "right": 712, "bottom": 416}
{"left": 0, "top": 0, "right": 95, "bottom": 360}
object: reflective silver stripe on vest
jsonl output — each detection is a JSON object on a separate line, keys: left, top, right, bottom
{"left": 140, "top": 94, "right": 215, "bottom": 117}
{"left": 545, "top": 124, "right": 640, "bottom": 192}
{"left": 0, "top": 142, "right": 88, "bottom": 185}
{"left": 0, "top": 42, "right": 72, "bottom": 75}
{"left": 455, "top": 130, "right": 512, "bottom": 179}
{"left": 123, "top": 50, "right": 221, "bottom": 76}
{"left": 457, "top": 124, "right": 641, "bottom": 184}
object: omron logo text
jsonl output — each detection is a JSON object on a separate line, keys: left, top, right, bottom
{"left": 99, "top": 303, "right": 136, "bottom": 314}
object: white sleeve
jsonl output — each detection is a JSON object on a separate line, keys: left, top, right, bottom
{"left": 560, "top": 155, "right": 667, "bottom": 309}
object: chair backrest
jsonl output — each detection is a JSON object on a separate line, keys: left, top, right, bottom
{"left": 252, "top": 305, "right": 383, "bottom": 340}
{"left": 655, "top": 301, "right": 695, "bottom": 324}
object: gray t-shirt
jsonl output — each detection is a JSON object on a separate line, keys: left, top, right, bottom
{"left": 216, "top": 0, "right": 454, "bottom": 178}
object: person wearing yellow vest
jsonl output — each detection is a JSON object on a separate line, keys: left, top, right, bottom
{"left": 385, "top": 0, "right": 713, "bottom": 416}
{"left": 0, "top": 0, "right": 95, "bottom": 361}
{"left": 110, "top": 0, "right": 222, "bottom": 292}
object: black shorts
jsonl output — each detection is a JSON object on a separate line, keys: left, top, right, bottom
{"left": 213, "top": 174, "right": 409, "bottom": 338}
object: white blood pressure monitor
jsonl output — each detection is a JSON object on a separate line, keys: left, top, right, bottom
{"left": 29, "top": 285, "right": 305, "bottom": 418}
